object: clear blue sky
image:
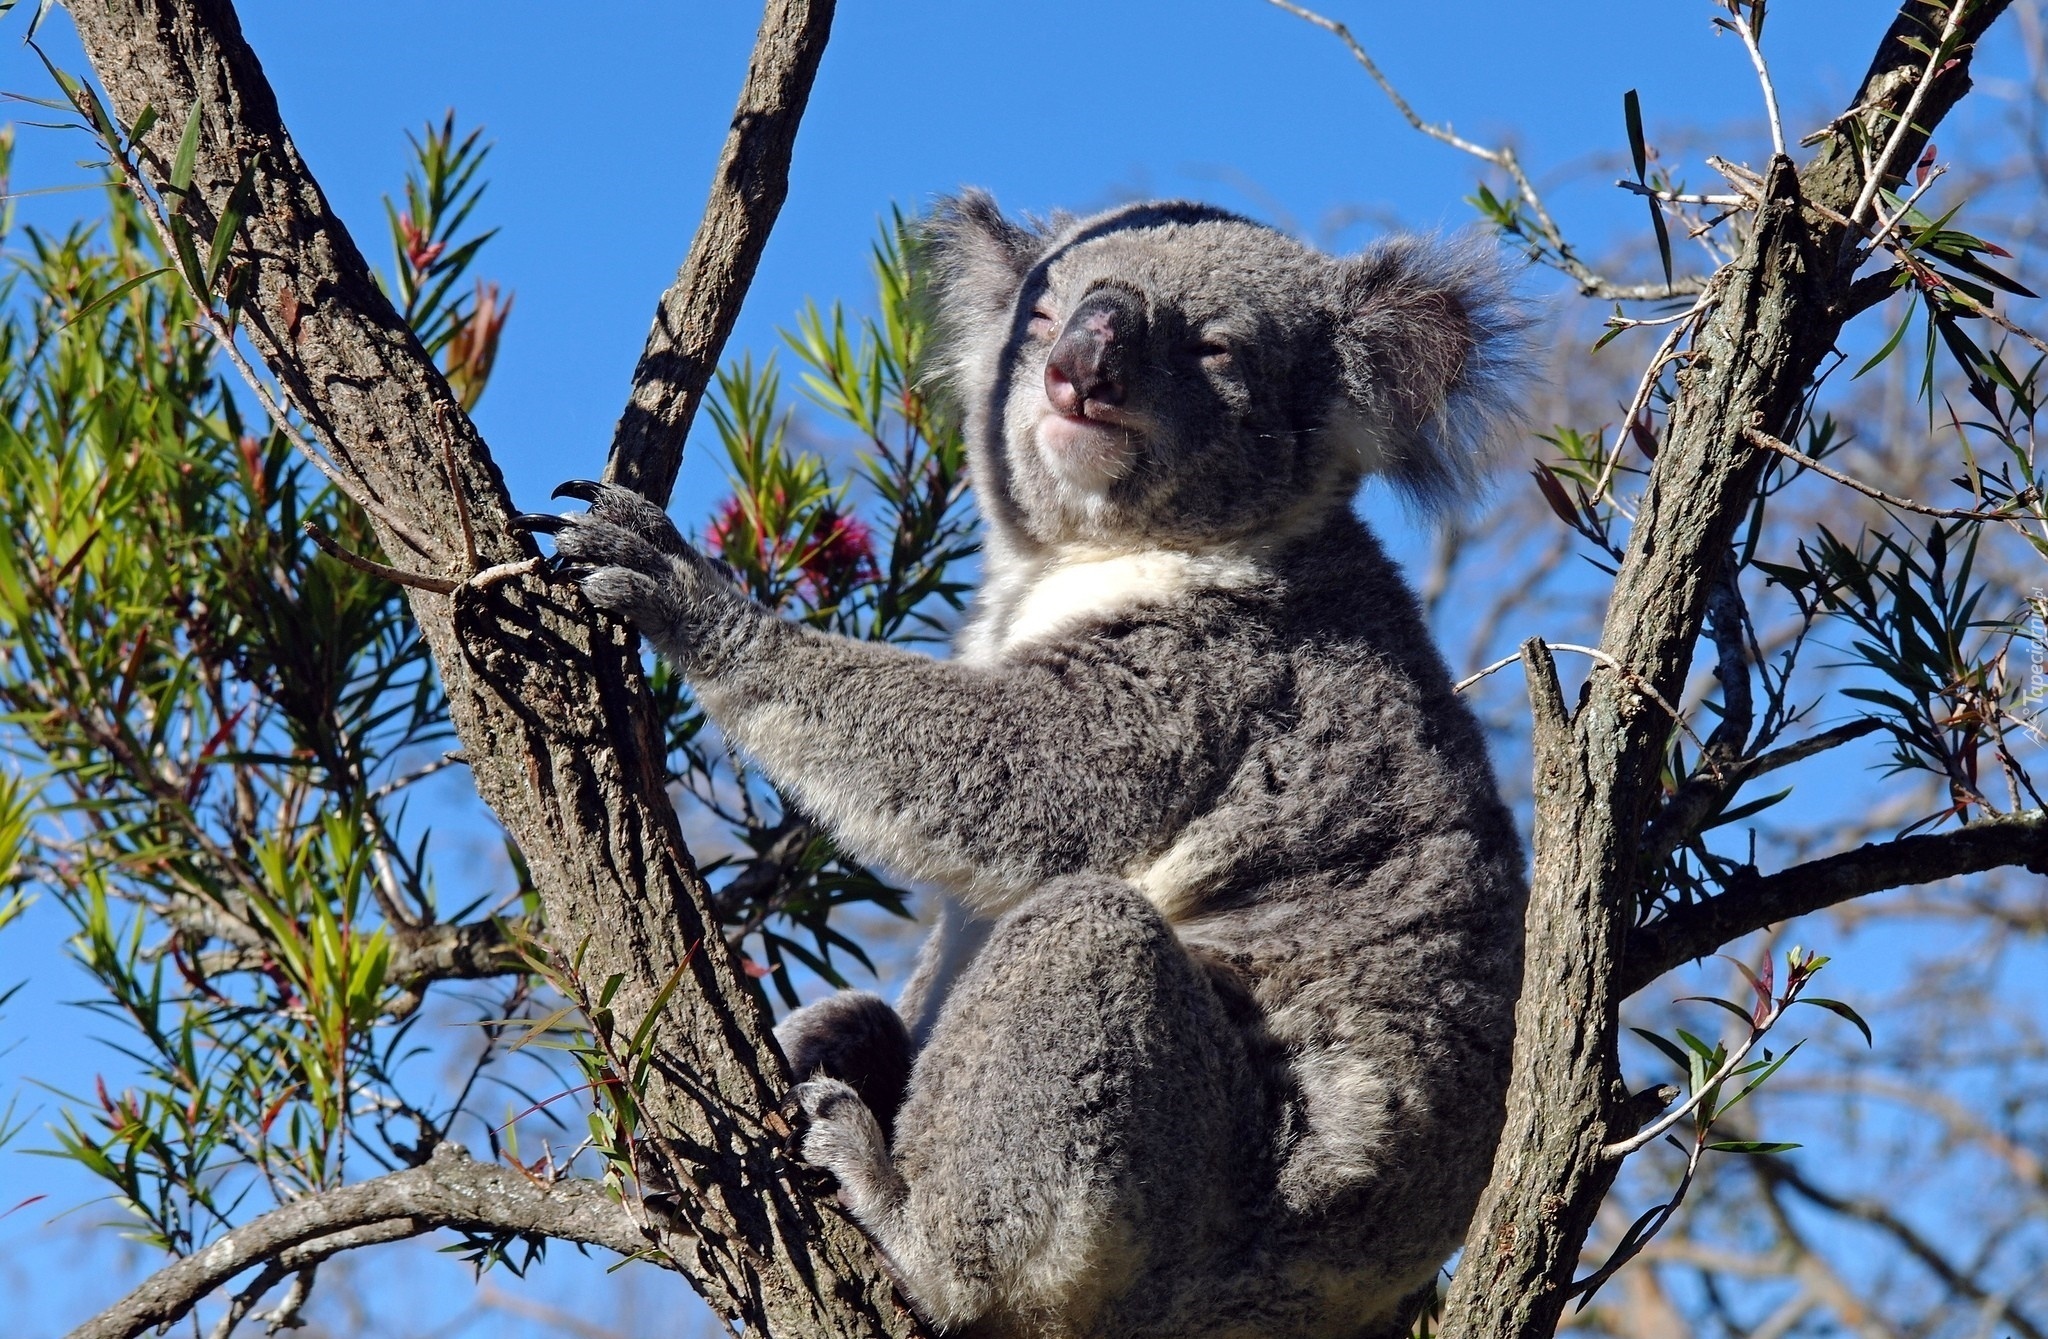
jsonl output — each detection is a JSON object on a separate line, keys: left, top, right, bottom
{"left": 0, "top": 2, "right": 2004, "bottom": 1334}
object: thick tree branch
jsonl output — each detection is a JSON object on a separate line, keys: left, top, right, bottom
{"left": 65, "top": 1146, "right": 651, "bottom": 1339}
{"left": 1622, "top": 809, "right": 2048, "bottom": 996}
{"left": 602, "top": 0, "right": 834, "bottom": 505}
{"left": 1439, "top": 5, "right": 2015, "bottom": 1336}
{"left": 64, "top": 1, "right": 919, "bottom": 1335}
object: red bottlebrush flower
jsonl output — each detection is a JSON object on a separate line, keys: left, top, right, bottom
{"left": 706, "top": 495, "right": 876, "bottom": 606}
{"left": 398, "top": 212, "right": 446, "bottom": 273}
{"left": 443, "top": 281, "right": 514, "bottom": 409}
{"left": 705, "top": 496, "right": 747, "bottom": 563}
{"left": 799, "top": 507, "right": 876, "bottom": 599}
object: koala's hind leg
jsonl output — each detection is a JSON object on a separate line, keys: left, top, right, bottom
{"left": 798, "top": 875, "right": 1267, "bottom": 1334}
{"left": 775, "top": 990, "right": 913, "bottom": 1138}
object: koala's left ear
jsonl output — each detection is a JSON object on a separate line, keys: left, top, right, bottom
{"left": 1332, "top": 236, "right": 1532, "bottom": 509}
{"left": 918, "top": 190, "right": 1051, "bottom": 331}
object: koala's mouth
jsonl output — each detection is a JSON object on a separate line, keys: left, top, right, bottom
{"left": 1035, "top": 408, "right": 1141, "bottom": 492}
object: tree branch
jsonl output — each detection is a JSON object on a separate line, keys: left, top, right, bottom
{"left": 63, "top": 0, "right": 920, "bottom": 1334}
{"left": 1439, "top": 4, "right": 2016, "bottom": 1335}
{"left": 602, "top": 0, "right": 834, "bottom": 505}
{"left": 1622, "top": 808, "right": 2048, "bottom": 996}
{"left": 65, "top": 1146, "right": 652, "bottom": 1339}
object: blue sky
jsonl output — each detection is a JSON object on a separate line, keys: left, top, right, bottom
{"left": 0, "top": 1, "right": 2018, "bottom": 1333}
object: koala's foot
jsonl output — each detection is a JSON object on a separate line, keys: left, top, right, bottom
{"left": 795, "top": 1077, "right": 906, "bottom": 1219}
{"left": 776, "top": 992, "right": 913, "bottom": 1138}
{"left": 514, "top": 480, "right": 749, "bottom": 666}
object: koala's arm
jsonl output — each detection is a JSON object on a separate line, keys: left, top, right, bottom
{"left": 522, "top": 483, "right": 1228, "bottom": 909}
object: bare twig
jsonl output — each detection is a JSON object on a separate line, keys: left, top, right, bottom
{"left": 1457, "top": 640, "right": 1721, "bottom": 774}
{"left": 1264, "top": 0, "right": 1706, "bottom": 300}
{"left": 1614, "top": 180, "right": 1749, "bottom": 208}
{"left": 1718, "top": 7, "right": 1788, "bottom": 159}
{"left": 65, "top": 1145, "right": 655, "bottom": 1339}
{"left": 369, "top": 751, "right": 469, "bottom": 803}
{"left": 302, "top": 523, "right": 460, "bottom": 594}
{"left": 1859, "top": 161, "right": 1949, "bottom": 261}
{"left": 1744, "top": 427, "right": 2039, "bottom": 520}
{"left": 1848, "top": 0, "right": 1971, "bottom": 225}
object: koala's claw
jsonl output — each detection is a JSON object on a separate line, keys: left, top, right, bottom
{"left": 510, "top": 511, "right": 566, "bottom": 535}
{"left": 550, "top": 478, "right": 606, "bottom": 502}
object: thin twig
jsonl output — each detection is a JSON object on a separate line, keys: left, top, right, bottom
{"left": 1859, "top": 162, "right": 1949, "bottom": 262}
{"left": 1744, "top": 427, "right": 2038, "bottom": 520}
{"left": 369, "top": 751, "right": 469, "bottom": 804}
{"left": 1849, "top": 0, "right": 1970, "bottom": 225}
{"left": 302, "top": 523, "right": 460, "bottom": 594}
{"left": 1615, "top": 180, "right": 1749, "bottom": 208}
{"left": 1457, "top": 640, "right": 1718, "bottom": 771}
{"left": 91, "top": 110, "right": 440, "bottom": 559}
{"left": 1720, "top": 7, "right": 1788, "bottom": 158}
{"left": 1264, "top": 0, "right": 1706, "bottom": 300}
{"left": 1589, "top": 282, "right": 1720, "bottom": 508}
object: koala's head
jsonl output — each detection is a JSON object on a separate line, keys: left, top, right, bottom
{"left": 919, "top": 192, "right": 1530, "bottom": 552}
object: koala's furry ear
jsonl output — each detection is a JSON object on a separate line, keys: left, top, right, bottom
{"left": 918, "top": 190, "right": 1052, "bottom": 328}
{"left": 1332, "top": 236, "right": 1533, "bottom": 511}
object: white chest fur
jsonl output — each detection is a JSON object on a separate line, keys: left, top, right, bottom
{"left": 959, "top": 546, "right": 1264, "bottom": 663}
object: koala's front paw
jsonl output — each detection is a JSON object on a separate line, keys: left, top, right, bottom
{"left": 796, "top": 1077, "right": 902, "bottom": 1213}
{"left": 514, "top": 480, "right": 740, "bottom": 660}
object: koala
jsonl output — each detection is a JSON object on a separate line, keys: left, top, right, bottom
{"left": 519, "top": 193, "right": 1530, "bottom": 1339}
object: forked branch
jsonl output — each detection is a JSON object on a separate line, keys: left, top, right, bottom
{"left": 65, "top": 1146, "right": 654, "bottom": 1339}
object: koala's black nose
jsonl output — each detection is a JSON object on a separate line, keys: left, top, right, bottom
{"left": 1045, "top": 287, "right": 1145, "bottom": 416}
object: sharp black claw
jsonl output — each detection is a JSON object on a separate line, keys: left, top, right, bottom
{"left": 555, "top": 563, "right": 594, "bottom": 582}
{"left": 512, "top": 512, "right": 567, "bottom": 534}
{"left": 551, "top": 479, "right": 605, "bottom": 502}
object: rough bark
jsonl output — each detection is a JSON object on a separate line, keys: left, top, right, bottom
{"left": 603, "top": 0, "right": 835, "bottom": 505}
{"left": 65, "top": 1, "right": 921, "bottom": 1335}
{"left": 1438, "top": 5, "right": 2016, "bottom": 1336}
{"left": 65, "top": 1146, "right": 647, "bottom": 1339}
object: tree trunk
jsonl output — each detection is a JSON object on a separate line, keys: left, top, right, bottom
{"left": 66, "top": 0, "right": 923, "bottom": 1333}
{"left": 1439, "top": 5, "right": 2014, "bottom": 1335}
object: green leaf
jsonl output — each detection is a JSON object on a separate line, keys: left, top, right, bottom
{"left": 25, "top": 0, "right": 59, "bottom": 42}
{"left": 63, "top": 267, "right": 171, "bottom": 329}
{"left": 625, "top": 949, "right": 696, "bottom": 1063}
{"left": 205, "top": 160, "right": 256, "bottom": 289}
{"left": 128, "top": 103, "right": 159, "bottom": 145}
{"left": 1797, "top": 996, "right": 1874, "bottom": 1046}
{"left": 1854, "top": 300, "right": 1915, "bottom": 379}
{"left": 1647, "top": 197, "right": 1673, "bottom": 289}
{"left": 1676, "top": 995, "right": 1758, "bottom": 1026}
{"left": 170, "top": 101, "right": 203, "bottom": 195}
{"left": 1704, "top": 787, "right": 1793, "bottom": 829}
{"left": 1630, "top": 1027, "right": 1692, "bottom": 1078}
{"left": 1707, "top": 1140, "right": 1802, "bottom": 1154}
{"left": 1623, "top": 89, "right": 1648, "bottom": 182}
{"left": 167, "top": 214, "right": 206, "bottom": 298}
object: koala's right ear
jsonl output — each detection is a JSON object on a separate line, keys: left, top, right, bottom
{"left": 918, "top": 191, "right": 1050, "bottom": 328}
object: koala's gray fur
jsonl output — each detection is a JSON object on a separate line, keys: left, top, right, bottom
{"left": 525, "top": 193, "right": 1531, "bottom": 1339}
